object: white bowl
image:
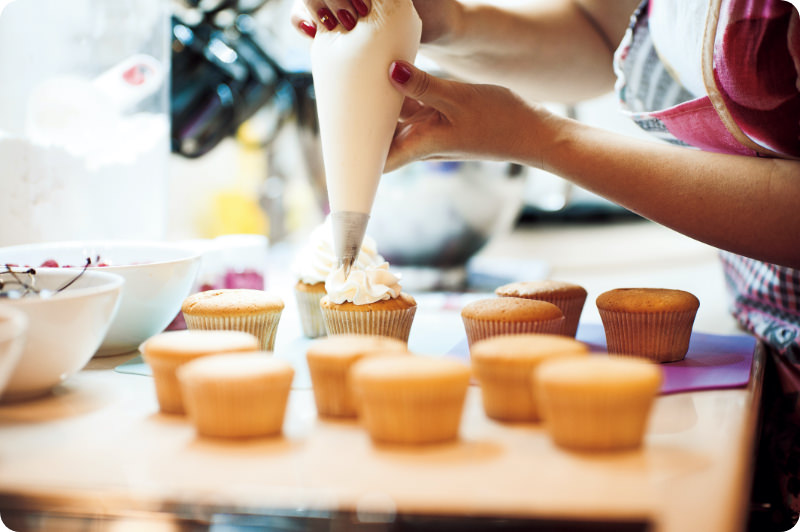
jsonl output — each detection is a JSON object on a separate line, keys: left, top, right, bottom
{"left": 0, "top": 269, "right": 123, "bottom": 400}
{"left": 0, "top": 306, "right": 28, "bottom": 396}
{"left": 0, "top": 241, "right": 202, "bottom": 356}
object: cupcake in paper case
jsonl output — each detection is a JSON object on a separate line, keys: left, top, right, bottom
{"left": 470, "top": 334, "right": 590, "bottom": 422}
{"left": 306, "top": 334, "right": 409, "bottom": 418}
{"left": 291, "top": 218, "right": 386, "bottom": 338}
{"left": 460, "top": 297, "right": 565, "bottom": 347}
{"left": 140, "top": 330, "right": 260, "bottom": 415}
{"left": 535, "top": 357, "right": 663, "bottom": 452}
{"left": 181, "top": 289, "right": 284, "bottom": 351}
{"left": 596, "top": 288, "right": 700, "bottom": 363}
{"left": 351, "top": 355, "right": 471, "bottom": 445}
{"left": 320, "top": 261, "right": 416, "bottom": 343}
{"left": 177, "top": 352, "right": 294, "bottom": 438}
{"left": 495, "top": 280, "right": 588, "bottom": 337}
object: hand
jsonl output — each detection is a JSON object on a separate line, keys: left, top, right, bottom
{"left": 385, "top": 61, "right": 553, "bottom": 173}
{"left": 291, "top": 0, "right": 371, "bottom": 37}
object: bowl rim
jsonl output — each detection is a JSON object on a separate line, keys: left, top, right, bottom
{"left": 0, "top": 268, "right": 124, "bottom": 305}
{"left": 0, "top": 240, "right": 202, "bottom": 270}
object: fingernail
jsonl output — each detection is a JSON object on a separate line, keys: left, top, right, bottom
{"left": 318, "top": 8, "right": 337, "bottom": 30}
{"left": 390, "top": 62, "right": 412, "bottom": 84}
{"left": 338, "top": 9, "right": 356, "bottom": 30}
{"left": 351, "top": 0, "right": 368, "bottom": 17}
{"left": 299, "top": 20, "right": 317, "bottom": 38}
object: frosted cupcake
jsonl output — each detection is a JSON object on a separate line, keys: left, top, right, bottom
{"left": 292, "top": 218, "right": 386, "bottom": 338}
{"left": 495, "top": 280, "right": 587, "bottom": 337}
{"left": 461, "top": 297, "right": 565, "bottom": 347}
{"left": 320, "top": 261, "right": 416, "bottom": 343}
{"left": 181, "top": 289, "right": 284, "bottom": 351}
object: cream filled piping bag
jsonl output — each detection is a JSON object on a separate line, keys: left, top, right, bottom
{"left": 310, "top": 0, "right": 422, "bottom": 278}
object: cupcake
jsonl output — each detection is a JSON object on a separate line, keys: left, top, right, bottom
{"left": 495, "top": 280, "right": 587, "bottom": 337}
{"left": 460, "top": 297, "right": 565, "bottom": 347}
{"left": 351, "top": 355, "right": 471, "bottom": 445}
{"left": 140, "top": 329, "right": 259, "bottom": 415}
{"left": 177, "top": 352, "right": 294, "bottom": 438}
{"left": 306, "top": 334, "right": 409, "bottom": 418}
{"left": 320, "top": 262, "right": 416, "bottom": 343}
{"left": 181, "top": 289, "right": 284, "bottom": 351}
{"left": 470, "top": 334, "right": 590, "bottom": 422}
{"left": 596, "top": 288, "right": 700, "bottom": 362}
{"left": 535, "top": 357, "right": 663, "bottom": 451}
{"left": 292, "top": 218, "right": 386, "bottom": 338}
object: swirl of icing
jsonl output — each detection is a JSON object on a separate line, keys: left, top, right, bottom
{"left": 292, "top": 218, "right": 384, "bottom": 284}
{"left": 324, "top": 262, "right": 402, "bottom": 305}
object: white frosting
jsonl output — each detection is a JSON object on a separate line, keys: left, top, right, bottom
{"left": 292, "top": 218, "right": 383, "bottom": 284}
{"left": 324, "top": 261, "right": 402, "bottom": 305}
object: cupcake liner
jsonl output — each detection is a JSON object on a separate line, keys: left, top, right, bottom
{"left": 294, "top": 289, "right": 327, "bottom": 339}
{"left": 598, "top": 309, "right": 697, "bottom": 362}
{"left": 320, "top": 307, "right": 417, "bottom": 343}
{"left": 462, "top": 316, "right": 565, "bottom": 347}
{"left": 502, "top": 294, "right": 586, "bottom": 338}
{"left": 146, "top": 358, "right": 190, "bottom": 415}
{"left": 307, "top": 365, "right": 358, "bottom": 418}
{"left": 184, "top": 311, "right": 282, "bottom": 351}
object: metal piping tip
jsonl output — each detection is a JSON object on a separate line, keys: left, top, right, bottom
{"left": 331, "top": 211, "right": 370, "bottom": 280}
{"left": 341, "top": 257, "right": 355, "bottom": 280}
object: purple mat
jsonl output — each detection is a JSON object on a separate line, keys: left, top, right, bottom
{"left": 447, "top": 323, "right": 757, "bottom": 395}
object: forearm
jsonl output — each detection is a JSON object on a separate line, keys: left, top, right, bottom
{"left": 518, "top": 115, "right": 800, "bottom": 268}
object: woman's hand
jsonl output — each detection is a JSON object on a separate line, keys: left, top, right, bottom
{"left": 385, "top": 60, "right": 556, "bottom": 173}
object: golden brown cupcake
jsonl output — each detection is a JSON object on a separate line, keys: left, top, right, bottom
{"left": 461, "top": 297, "right": 565, "bottom": 347}
{"left": 140, "top": 330, "right": 259, "bottom": 415}
{"left": 306, "top": 334, "right": 409, "bottom": 418}
{"left": 177, "top": 352, "right": 294, "bottom": 438}
{"left": 596, "top": 288, "right": 700, "bottom": 362}
{"left": 351, "top": 355, "right": 471, "bottom": 445}
{"left": 181, "top": 289, "right": 284, "bottom": 351}
{"left": 535, "top": 356, "right": 663, "bottom": 452}
{"left": 495, "top": 280, "right": 588, "bottom": 337}
{"left": 470, "top": 334, "right": 590, "bottom": 422}
{"left": 294, "top": 281, "right": 327, "bottom": 338}
{"left": 320, "top": 293, "right": 417, "bottom": 343}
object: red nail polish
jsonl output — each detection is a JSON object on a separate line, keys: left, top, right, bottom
{"left": 390, "top": 62, "right": 412, "bottom": 84}
{"left": 338, "top": 9, "right": 356, "bottom": 30}
{"left": 299, "top": 20, "right": 317, "bottom": 38}
{"left": 318, "top": 8, "right": 337, "bottom": 30}
{"left": 350, "top": 0, "right": 368, "bottom": 17}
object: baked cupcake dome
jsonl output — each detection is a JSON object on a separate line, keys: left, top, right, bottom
{"left": 470, "top": 334, "right": 590, "bottom": 422}
{"left": 294, "top": 281, "right": 327, "bottom": 339}
{"left": 140, "top": 329, "right": 260, "bottom": 415}
{"left": 306, "top": 334, "right": 409, "bottom": 418}
{"left": 181, "top": 289, "right": 284, "bottom": 351}
{"left": 596, "top": 288, "right": 700, "bottom": 363}
{"left": 495, "top": 280, "right": 587, "bottom": 337}
{"left": 177, "top": 352, "right": 294, "bottom": 438}
{"left": 320, "top": 293, "right": 417, "bottom": 343}
{"left": 351, "top": 355, "right": 471, "bottom": 445}
{"left": 535, "top": 356, "right": 663, "bottom": 452}
{"left": 461, "top": 297, "right": 565, "bottom": 347}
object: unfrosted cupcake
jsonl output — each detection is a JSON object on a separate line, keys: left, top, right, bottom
{"left": 495, "top": 280, "right": 587, "bottom": 337}
{"left": 461, "top": 297, "right": 565, "bottom": 347}
{"left": 351, "top": 355, "right": 471, "bottom": 445}
{"left": 181, "top": 289, "right": 284, "bottom": 351}
{"left": 306, "top": 334, "right": 409, "bottom": 418}
{"left": 177, "top": 352, "right": 294, "bottom": 438}
{"left": 535, "top": 357, "right": 663, "bottom": 452}
{"left": 320, "top": 262, "right": 416, "bottom": 343}
{"left": 596, "top": 288, "right": 700, "bottom": 363}
{"left": 292, "top": 218, "right": 386, "bottom": 339}
{"left": 140, "top": 329, "right": 259, "bottom": 415}
{"left": 470, "top": 334, "right": 590, "bottom": 422}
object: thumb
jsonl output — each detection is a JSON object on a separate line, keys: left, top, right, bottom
{"left": 389, "top": 61, "right": 450, "bottom": 107}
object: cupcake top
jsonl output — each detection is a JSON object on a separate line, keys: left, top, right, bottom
{"left": 292, "top": 217, "right": 384, "bottom": 285}
{"left": 536, "top": 356, "right": 662, "bottom": 392}
{"left": 495, "top": 280, "right": 587, "bottom": 299}
{"left": 181, "top": 289, "right": 284, "bottom": 316}
{"left": 596, "top": 288, "right": 699, "bottom": 313}
{"left": 324, "top": 262, "right": 404, "bottom": 305}
{"left": 307, "top": 334, "right": 408, "bottom": 364}
{"left": 351, "top": 355, "right": 471, "bottom": 392}
{"left": 471, "top": 334, "right": 590, "bottom": 365}
{"left": 178, "top": 352, "right": 294, "bottom": 384}
{"left": 461, "top": 297, "right": 564, "bottom": 322}
{"left": 141, "top": 330, "right": 259, "bottom": 362}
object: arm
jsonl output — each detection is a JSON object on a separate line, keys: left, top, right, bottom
{"left": 386, "top": 61, "right": 800, "bottom": 269}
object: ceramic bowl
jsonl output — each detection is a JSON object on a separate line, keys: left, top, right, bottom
{"left": 0, "top": 306, "right": 28, "bottom": 397}
{"left": 0, "top": 269, "right": 123, "bottom": 400}
{"left": 0, "top": 241, "right": 202, "bottom": 356}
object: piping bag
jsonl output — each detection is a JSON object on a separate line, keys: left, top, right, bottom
{"left": 310, "top": 0, "right": 422, "bottom": 278}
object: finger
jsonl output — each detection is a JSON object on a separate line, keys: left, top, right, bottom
{"left": 388, "top": 61, "right": 455, "bottom": 113}
{"left": 398, "top": 97, "right": 424, "bottom": 121}
{"left": 290, "top": 3, "right": 317, "bottom": 38}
